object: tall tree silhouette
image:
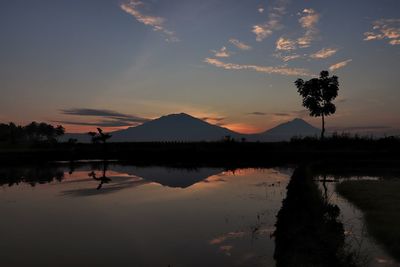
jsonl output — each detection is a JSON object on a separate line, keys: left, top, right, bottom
{"left": 295, "top": 71, "right": 339, "bottom": 139}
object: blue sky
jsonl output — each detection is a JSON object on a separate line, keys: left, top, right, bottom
{"left": 0, "top": 0, "right": 399, "bottom": 133}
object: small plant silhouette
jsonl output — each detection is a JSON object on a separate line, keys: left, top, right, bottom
{"left": 295, "top": 70, "right": 339, "bottom": 139}
{"left": 87, "top": 128, "right": 112, "bottom": 144}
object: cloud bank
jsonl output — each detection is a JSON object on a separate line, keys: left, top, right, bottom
{"left": 59, "top": 108, "right": 150, "bottom": 127}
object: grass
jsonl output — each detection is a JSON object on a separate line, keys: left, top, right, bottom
{"left": 336, "top": 180, "right": 400, "bottom": 261}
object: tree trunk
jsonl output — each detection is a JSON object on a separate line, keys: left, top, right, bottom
{"left": 323, "top": 174, "right": 328, "bottom": 201}
{"left": 321, "top": 114, "right": 325, "bottom": 139}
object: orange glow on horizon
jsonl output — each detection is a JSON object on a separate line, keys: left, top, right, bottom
{"left": 64, "top": 124, "right": 129, "bottom": 134}
{"left": 65, "top": 123, "right": 262, "bottom": 135}
{"left": 222, "top": 123, "right": 263, "bottom": 134}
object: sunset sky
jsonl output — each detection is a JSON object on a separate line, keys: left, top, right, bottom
{"left": 1, "top": 0, "right": 399, "bottom": 134}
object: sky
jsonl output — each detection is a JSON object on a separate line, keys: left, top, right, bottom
{"left": 0, "top": 0, "right": 399, "bottom": 134}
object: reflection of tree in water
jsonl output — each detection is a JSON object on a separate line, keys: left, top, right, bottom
{"left": 88, "top": 161, "right": 111, "bottom": 190}
{"left": 0, "top": 166, "right": 64, "bottom": 187}
{"left": 273, "top": 166, "right": 359, "bottom": 267}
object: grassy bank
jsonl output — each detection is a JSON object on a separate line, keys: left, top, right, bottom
{"left": 336, "top": 180, "right": 400, "bottom": 261}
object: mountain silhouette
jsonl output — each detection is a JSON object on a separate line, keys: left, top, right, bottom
{"left": 63, "top": 113, "right": 319, "bottom": 142}
{"left": 253, "top": 118, "right": 320, "bottom": 141}
{"left": 111, "top": 113, "right": 238, "bottom": 142}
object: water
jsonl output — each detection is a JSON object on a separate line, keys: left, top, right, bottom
{"left": 0, "top": 163, "right": 399, "bottom": 267}
{"left": 321, "top": 178, "right": 400, "bottom": 267}
{"left": 0, "top": 163, "right": 291, "bottom": 267}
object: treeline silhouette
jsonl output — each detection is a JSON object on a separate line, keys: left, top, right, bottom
{"left": 0, "top": 122, "right": 399, "bottom": 164}
{"left": 1, "top": 136, "right": 399, "bottom": 165}
{"left": 0, "top": 122, "right": 64, "bottom": 145}
{"left": 0, "top": 165, "right": 64, "bottom": 187}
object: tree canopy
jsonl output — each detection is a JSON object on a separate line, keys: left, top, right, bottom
{"left": 0, "top": 122, "right": 65, "bottom": 144}
{"left": 295, "top": 71, "right": 339, "bottom": 139}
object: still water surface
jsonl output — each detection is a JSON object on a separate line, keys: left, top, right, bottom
{"left": 0, "top": 163, "right": 398, "bottom": 267}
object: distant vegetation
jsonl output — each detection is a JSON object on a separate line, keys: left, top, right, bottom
{"left": 0, "top": 135, "right": 399, "bottom": 164}
{"left": 0, "top": 122, "right": 64, "bottom": 145}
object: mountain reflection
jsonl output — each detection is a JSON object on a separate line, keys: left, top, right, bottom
{"left": 0, "top": 162, "right": 225, "bottom": 194}
{"left": 62, "top": 165, "right": 225, "bottom": 196}
{"left": 61, "top": 176, "right": 150, "bottom": 196}
{"left": 111, "top": 166, "right": 224, "bottom": 188}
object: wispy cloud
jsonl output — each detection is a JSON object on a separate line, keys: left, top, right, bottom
{"left": 274, "top": 53, "right": 302, "bottom": 62}
{"left": 204, "top": 58, "right": 312, "bottom": 76}
{"left": 282, "top": 54, "right": 301, "bottom": 62}
{"left": 247, "top": 112, "right": 267, "bottom": 116}
{"left": 59, "top": 108, "right": 150, "bottom": 127}
{"left": 211, "top": 46, "right": 231, "bottom": 58}
{"left": 329, "top": 59, "right": 352, "bottom": 71}
{"left": 229, "top": 39, "right": 252, "bottom": 50}
{"left": 210, "top": 231, "right": 246, "bottom": 245}
{"left": 276, "top": 37, "right": 297, "bottom": 51}
{"left": 310, "top": 48, "right": 338, "bottom": 59}
{"left": 248, "top": 111, "right": 306, "bottom": 117}
{"left": 53, "top": 120, "right": 134, "bottom": 127}
{"left": 258, "top": 7, "right": 265, "bottom": 14}
{"left": 252, "top": 0, "right": 288, "bottom": 42}
{"left": 254, "top": 110, "right": 308, "bottom": 118}
{"left": 297, "top": 8, "right": 319, "bottom": 48}
{"left": 364, "top": 19, "right": 400, "bottom": 45}
{"left": 201, "top": 116, "right": 226, "bottom": 123}
{"left": 60, "top": 108, "right": 149, "bottom": 122}
{"left": 120, "top": 0, "right": 178, "bottom": 42}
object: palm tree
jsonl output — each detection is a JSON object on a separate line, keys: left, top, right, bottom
{"left": 295, "top": 70, "right": 339, "bottom": 139}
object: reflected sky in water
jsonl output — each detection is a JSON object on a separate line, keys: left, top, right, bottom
{"left": 0, "top": 164, "right": 292, "bottom": 267}
{"left": 319, "top": 178, "right": 400, "bottom": 267}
